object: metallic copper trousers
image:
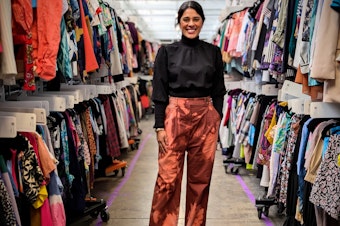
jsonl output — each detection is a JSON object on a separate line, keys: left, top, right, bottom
{"left": 150, "top": 97, "right": 221, "bottom": 226}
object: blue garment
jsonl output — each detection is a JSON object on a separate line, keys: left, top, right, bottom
{"left": 248, "top": 124, "right": 256, "bottom": 146}
{"left": 296, "top": 118, "right": 313, "bottom": 214}
{"left": 32, "top": 0, "right": 37, "bottom": 8}
{"left": 47, "top": 171, "right": 63, "bottom": 196}
{"left": 297, "top": 118, "right": 313, "bottom": 175}
{"left": 70, "top": 0, "right": 80, "bottom": 21}
{"left": 57, "top": 17, "right": 72, "bottom": 81}
{"left": 5, "top": 160, "right": 19, "bottom": 197}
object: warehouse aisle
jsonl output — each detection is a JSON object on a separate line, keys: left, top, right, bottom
{"left": 71, "top": 116, "right": 286, "bottom": 226}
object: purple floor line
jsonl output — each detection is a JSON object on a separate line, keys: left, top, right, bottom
{"left": 96, "top": 133, "right": 152, "bottom": 226}
{"left": 235, "top": 175, "right": 274, "bottom": 226}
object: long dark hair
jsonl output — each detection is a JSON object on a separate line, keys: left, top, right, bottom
{"left": 177, "top": 1, "right": 205, "bottom": 24}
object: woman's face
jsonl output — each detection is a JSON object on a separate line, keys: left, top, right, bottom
{"left": 179, "top": 8, "right": 203, "bottom": 39}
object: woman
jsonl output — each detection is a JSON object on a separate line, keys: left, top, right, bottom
{"left": 149, "top": 1, "right": 226, "bottom": 225}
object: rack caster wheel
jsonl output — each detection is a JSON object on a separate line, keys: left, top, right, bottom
{"left": 100, "top": 210, "right": 110, "bottom": 222}
{"left": 90, "top": 210, "right": 99, "bottom": 219}
{"left": 113, "top": 167, "right": 126, "bottom": 177}
{"left": 231, "top": 167, "right": 239, "bottom": 175}
{"left": 137, "top": 128, "right": 142, "bottom": 134}
{"left": 224, "top": 165, "right": 229, "bottom": 174}
{"left": 263, "top": 207, "right": 269, "bottom": 217}
{"left": 257, "top": 207, "right": 263, "bottom": 219}
{"left": 114, "top": 170, "right": 119, "bottom": 176}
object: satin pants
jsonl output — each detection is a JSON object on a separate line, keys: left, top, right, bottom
{"left": 149, "top": 97, "right": 221, "bottom": 226}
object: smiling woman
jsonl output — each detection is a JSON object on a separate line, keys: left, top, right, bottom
{"left": 149, "top": 1, "right": 226, "bottom": 225}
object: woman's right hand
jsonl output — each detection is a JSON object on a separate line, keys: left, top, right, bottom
{"left": 156, "top": 130, "right": 168, "bottom": 153}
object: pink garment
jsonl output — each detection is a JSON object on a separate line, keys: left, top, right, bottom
{"left": 41, "top": 198, "right": 53, "bottom": 226}
{"left": 10, "top": 149, "right": 19, "bottom": 190}
{"left": 49, "top": 195, "right": 66, "bottom": 226}
{"left": 227, "top": 10, "right": 247, "bottom": 57}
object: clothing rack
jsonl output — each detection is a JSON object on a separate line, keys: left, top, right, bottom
{"left": 0, "top": 77, "right": 146, "bottom": 224}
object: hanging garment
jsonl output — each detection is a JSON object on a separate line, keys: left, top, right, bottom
{"left": 0, "top": 177, "right": 16, "bottom": 226}
{"left": 47, "top": 171, "right": 66, "bottom": 226}
{"left": 18, "top": 141, "right": 45, "bottom": 205}
{"left": 256, "top": 102, "right": 276, "bottom": 166}
{"left": 310, "top": 0, "right": 340, "bottom": 81}
{"left": 0, "top": 0, "right": 18, "bottom": 78}
{"left": 278, "top": 114, "right": 303, "bottom": 206}
{"left": 267, "top": 111, "right": 289, "bottom": 197}
{"left": 111, "top": 95, "right": 129, "bottom": 149}
{"left": 102, "top": 96, "right": 121, "bottom": 157}
{"left": 82, "top": 107, "right": 97, "bottom": 188}
{"left": 32, "top": 0, "right": 63, "bottom": 81}
{"left": 57, "top": 17, "right": 72, "bottom": 81}
{"left": 0, "top": 155, "right": 21, "bottom": 226}
{"left": 108, "top": 11, "right": 123, "bottom": 76}
{"left": 309, "top": 134, "right": 340, "bottom": 220}
{"left": 76, "top": 0, "right": 98, "bottom": 73}
{"left": 323, "top": 27, "right": 340, "bottom": 103}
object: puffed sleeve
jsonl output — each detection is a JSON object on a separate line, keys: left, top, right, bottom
{"left": 151, "top": 46, "right": 169, "bottom": 128}
{"left": 211, "top": 46, "right": 226, "bottom": 118}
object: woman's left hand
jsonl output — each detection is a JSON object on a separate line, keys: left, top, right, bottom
{"left": 156, "top": 130, "right": 168, "bottom": 153}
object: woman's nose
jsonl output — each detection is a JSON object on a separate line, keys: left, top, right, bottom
{"left": 188, "top": 19, "right": 194, "bottom": 26}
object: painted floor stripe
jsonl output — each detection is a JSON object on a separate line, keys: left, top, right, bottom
{"left": 96, "top": 133, "right": 152, "bottom": 225}
{"left": 235, "top": 175, "right": 274, "bottom": 226}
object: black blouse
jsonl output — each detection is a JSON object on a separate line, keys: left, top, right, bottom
{"left": 152, "top": 35, "right": 226, "bottom": 128}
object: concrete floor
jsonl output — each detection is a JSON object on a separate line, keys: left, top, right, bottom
{"left": 70, "top": 116, "right": 286, "bottom": 226}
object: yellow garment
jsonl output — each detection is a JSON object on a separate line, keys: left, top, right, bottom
{"left": 265, "top": 110, "right": 277, "bottom": 144}
{"left": 246, "top": 163, "right": 253, "bottom": 170}
{"left": 279, "top": 101, "right": 288, "bottom": 107}
{"left": 32, "top": 185, "right": 48, "bottom": 209}
{"left": 240, "top": 144, "right": 245, "bottom": 158}
{"left": 75, "top": 26, "right": 83, "bottom": 42}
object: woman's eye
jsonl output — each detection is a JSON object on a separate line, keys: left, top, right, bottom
{"left": 182, "top": 17, "right": 200, "bottom": 23}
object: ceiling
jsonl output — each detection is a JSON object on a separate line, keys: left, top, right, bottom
{"left": 106, "top": 0, "right": 257, "bottom": 44}
{"left": 109, "top": 0, "right": 228, "bottom": 43}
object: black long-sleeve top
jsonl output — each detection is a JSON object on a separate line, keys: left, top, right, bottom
{"left": 152, "top": 35, "right": 226, "bottom": 128}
